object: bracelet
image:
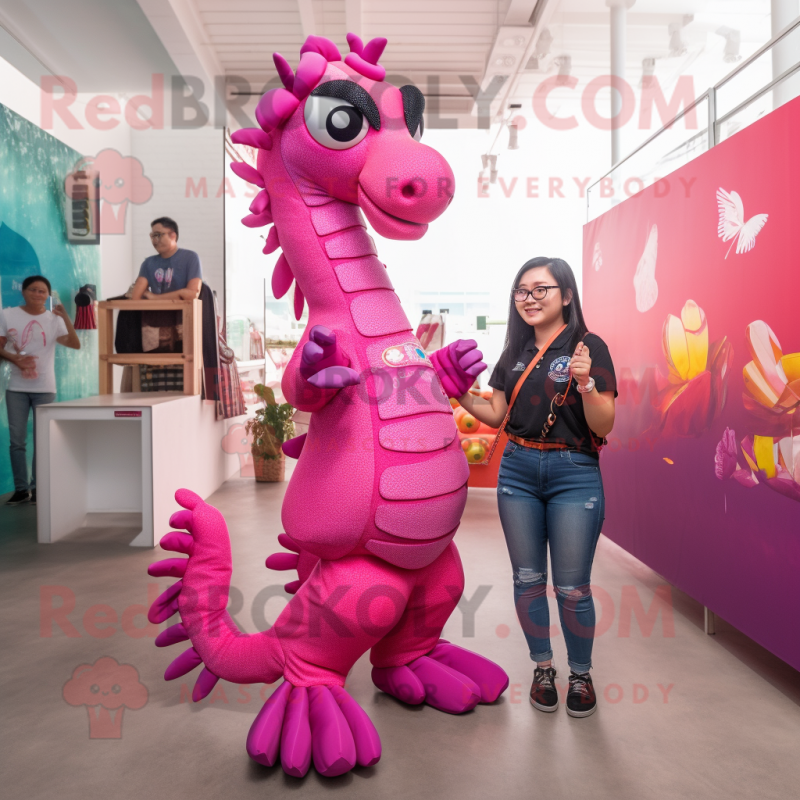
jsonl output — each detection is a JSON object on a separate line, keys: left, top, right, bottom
{"left": 576, "top": 376, "right": 595, "bottom": 394}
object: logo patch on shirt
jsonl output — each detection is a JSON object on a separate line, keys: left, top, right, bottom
{"left": 512, "top": 361, "right": 526, "bottom": 371}
{"left": 154, "top": 268, "right": 164, "bottom": 284}
{"left": 548, "top": 355, "right": 571, "bottom": 382}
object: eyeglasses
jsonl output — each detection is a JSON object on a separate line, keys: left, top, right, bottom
{"left": 512, "top": 286, "right": 560, "bottom": 302}
{"left": 150, "top": 232, "right": 167, "bottom": 240}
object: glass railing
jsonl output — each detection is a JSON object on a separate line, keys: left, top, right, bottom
{"left": 587, "top": 16, "right": 800, "bottom": 221}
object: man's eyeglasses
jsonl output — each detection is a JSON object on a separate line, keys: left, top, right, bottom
{"left": 513, "top": 286, "right": 560, "bottom": 302}
{"left": 150, "top": 232, "right": 167, "bottom": 240}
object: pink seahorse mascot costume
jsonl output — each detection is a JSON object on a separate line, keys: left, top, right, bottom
{"left": 147, "top": 33, "right": 509, "bottom": 778}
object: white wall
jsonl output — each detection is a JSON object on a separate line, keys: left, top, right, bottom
{"left": 1, "top": 51, "right": 226, "bottom": 306}
{"left": 1, "top": 49, "right": 226, "bottom": 397}
{"left": 0, "top": 52, "right": 134, "bottom": 301}
{"left": 130, "top": 127, "right": 224, "bottom": 306}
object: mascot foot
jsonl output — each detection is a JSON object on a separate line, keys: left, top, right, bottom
{"left": 246, "top": 681, "right": 381, "bottom": 778}
{"left": 427, "top": 640, "right": 510, "bottom": 703}
{"left": 372, "top": 640, "right": 509, "bottom": 715}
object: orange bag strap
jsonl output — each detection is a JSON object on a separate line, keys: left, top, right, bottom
{"left": 478, "top": 324, "right": 567, "bottom": 466}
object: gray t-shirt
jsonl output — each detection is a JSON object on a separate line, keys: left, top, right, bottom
{"left": 138, "top": 248, "right": 202, "bottom": 294}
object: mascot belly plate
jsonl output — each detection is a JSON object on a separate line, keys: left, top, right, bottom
{"left": 146, "top": 33, "right": 509, "bottom": 778}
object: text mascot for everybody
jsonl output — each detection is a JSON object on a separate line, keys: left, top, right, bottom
{"left": 146, "top": 33, "right": 509, "bottom": 778}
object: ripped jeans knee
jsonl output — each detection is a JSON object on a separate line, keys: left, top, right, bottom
{"left": 513, "top": 567, "right": 547, "bottom": 594}
{"left": 554, "top": 583, "right": 595, "bottom": 640}
{"left": 555, "top": 583, "right": 592, "bottom": 602}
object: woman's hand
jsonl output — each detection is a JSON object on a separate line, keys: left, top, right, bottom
{"left": 456, "top": 387, "right": 508, "bottom": 430}
{"left": 571, "top": 340, "right": 616, "bottom": 437}
{"left": 570, "top": 341, "right": 592, "bottom": 387}
{"left": 14, "top": 354, "right": 37, "bottom": 370}
{"left": 54, "top": 303, "right": 82, "bottom": 350}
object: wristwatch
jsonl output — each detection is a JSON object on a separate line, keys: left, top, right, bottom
{"left": 576, "top": 376, "right": 595, "bottom": 393}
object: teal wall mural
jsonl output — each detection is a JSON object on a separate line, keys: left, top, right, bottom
{"left": 0, "top": 102, "right": 100, "bottom": 495}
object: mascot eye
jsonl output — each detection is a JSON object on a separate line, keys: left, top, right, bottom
{"left": 304, "top": 95, "right": 369, "bottom": 150}
{"left": 114, "top": 178, "right": 125, "bottom": 188}
{"left": 112, "top": 684, "right": 121, "bottom": 694}
{"left": 90, "top": 684, "right": 100, "bottom": 694}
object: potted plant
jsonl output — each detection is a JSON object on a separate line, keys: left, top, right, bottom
{"left": 244, "top": 384, "right": 295, "bottom": 482}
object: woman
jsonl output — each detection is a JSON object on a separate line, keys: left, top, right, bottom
{"left": 0, "top": 276, "right": 80, "bottom": 505}
{"left": 458, "top": 257, "right": 616, "bottom": 718}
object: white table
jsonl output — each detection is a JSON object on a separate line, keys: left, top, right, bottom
{"left": 36, "top": 393, "right": 242, "bottom": 546}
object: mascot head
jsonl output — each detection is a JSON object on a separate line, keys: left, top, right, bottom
{"left": 231, "top": 34, "right": 455, "bottom": 242}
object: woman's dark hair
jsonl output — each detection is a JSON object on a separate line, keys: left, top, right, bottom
{"left": 151, "top": 216, "right": 178, "bottom": 240}
{"left": 22, "top": 275, "right": 52, "bottom": 294}
{"left": 499, "top": 257, "right": 588, "bottom": 366}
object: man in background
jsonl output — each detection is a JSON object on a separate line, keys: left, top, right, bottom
{"left": 131, "top": 217, "right": 202, "bottom": 301}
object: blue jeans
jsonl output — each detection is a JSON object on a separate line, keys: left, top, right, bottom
{"left": 497, "top": 443, "right": 605, "bottom": 674}
{"left": 6, "top": 390, "right": 56, "bottom": 492}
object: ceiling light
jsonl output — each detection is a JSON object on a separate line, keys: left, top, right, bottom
{"left": 554, "top": 55, "right": 571, "bottom": 85}
{"left": 502, "top": 36, "right": 526, "bottom": 48}
{"left": 667, "top": 15, "right": 693, "bottom": 58}
{"left": 534, "top": 28, "right": 553, "bottom": 58}
{"left": 717, "top": 26, "right": 742, "bottom": 63}
{"left": 640, "top": 57, "right": 656, "bottom": 87}
{"left": 508, "top": 124, "right": 519, "bottom": 150}
{"left": 494, "top": 56, "right": 516, "bottom": 67}
{"left": 668, "top": 24, "right": 687, "bottom": 57}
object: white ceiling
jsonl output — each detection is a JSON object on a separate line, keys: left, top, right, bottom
{"left": 158, "top": 0, "right": 775, "bottom": 125}
{"left": 0, "top": 0, "right": 179, "bottom": 93}
{"left": 0, "top": 0, "right": 777, "bottom": 124}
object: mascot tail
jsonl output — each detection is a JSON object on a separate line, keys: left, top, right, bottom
{"left": 147, "top": 489, "right": 285, "bottom": 700}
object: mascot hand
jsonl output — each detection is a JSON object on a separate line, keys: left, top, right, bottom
{"left": 299, "top": 325, "right": 360, "bottom": 390}
{"left": 430, "top": 339, "right": 486, "bottom": 399}
{"left": 265, "top": 533, "right": 321, "bottom": 594}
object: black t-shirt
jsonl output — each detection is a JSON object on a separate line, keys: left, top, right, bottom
{"left": 488, "top": 329, "right": 617, "bottom": 458}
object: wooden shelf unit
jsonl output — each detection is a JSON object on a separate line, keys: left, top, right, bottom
{"left": 97, "top": 299, "right": 203, "bottom": 395}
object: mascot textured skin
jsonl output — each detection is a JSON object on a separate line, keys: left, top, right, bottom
{"left": 147, "top": 33, "right": 509, "bottom": 778}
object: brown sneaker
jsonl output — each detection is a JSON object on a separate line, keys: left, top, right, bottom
{"left": 530, "top": 665, "right": 558, "bottom": 712}
{"left": 566, "top": 672, "right": 597, "bottom": 717}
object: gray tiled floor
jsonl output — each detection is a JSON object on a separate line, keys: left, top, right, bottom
{"left": 2, "top": 473, "right": 798, "bottom": 800}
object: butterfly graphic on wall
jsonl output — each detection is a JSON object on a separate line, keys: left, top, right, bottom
{"left": 592, "top": 241, "right": 603, "bottom": 271}
{"left": 716, "top": 188, "right": 768, "bottom": 258}
{"left": 633, "top": 223, "right": 658, "bottom": 313}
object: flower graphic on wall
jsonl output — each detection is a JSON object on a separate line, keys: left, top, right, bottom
{"left": 715, "top": 427, "right": 759, "bottom": 488}
{"left": 742, "top": 321, "right": 800, "bottom": 425}
{"left": 716, "top": 188, "right": 768, "bottom": 258}
{"left": 633, "top": 224, "right": 658, "bottom": 312}
{"left": 654, "top": 299, "right": 733, "bottom": 437}
{"left": 716, "top": 427, "right": 800, "bottom": 503}
{"left": 715, "top": 323, "right": 800, "bottom": 503}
